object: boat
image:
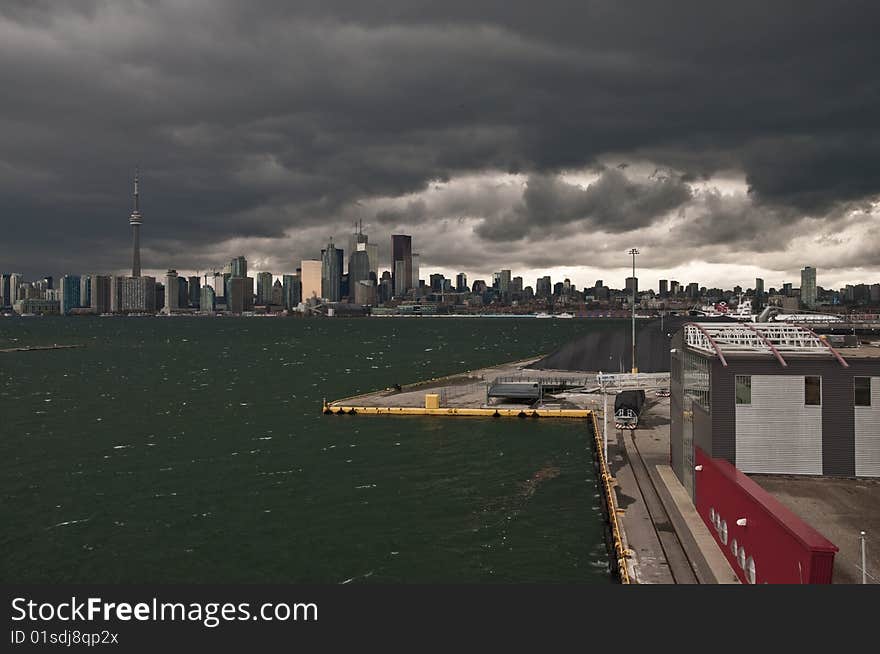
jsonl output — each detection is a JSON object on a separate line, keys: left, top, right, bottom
{"left": 535, "top": 312, "right": 553, "bottom": 318}
{"left": 556, "top": 312, "right": 574, "bottom": 319}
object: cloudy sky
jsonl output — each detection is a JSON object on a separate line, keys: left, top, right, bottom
{"left": 2, "top": 1, "right": 879, "bottom": 291}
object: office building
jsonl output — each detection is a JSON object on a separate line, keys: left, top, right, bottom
{"left": 365, "top": 243, "right": 379, "bottom": 278}
{"left": 0, "top": 274, "right": 11, "bottom": 307}
{"left": 536, "top": 276, "right": 551, "bottom": 298}
{"left": 120, "top": 276, "right": 156, "bottom": 312}
{"left": 348, "top": 221, "right": 369, "bottom": 274}
{"left": 282, "top": 274, "right": 302, "bottom": 309}
{"left": 256, "top": 272, "right": 274, "bottom": 305}
{"left": 271, "top": 279, "right": 283, "bottom": 306}
{"left": 456, "top": 273, "right": 468, "bottom": 293}
{"left": 348, "top": 250, "right": 371, "bottom": 286}
{"left": 9, "top": 273, "right": 23, "bottom": 306}
{"left": 321, "top": 239, "right": 342, "bottom": 302}
{"left": 659, "top": 279, "right": 668, "bottom": 298}
{"left": 228, "top": 276, "right": 254, "bottom": 313}
{"left": 801, "top": 266, "right": 817, "bottom": 309}
{"left": 354, "top": 280, "right": 377, "bottom": 306}
{"left": 625, "top": 276, "right": 638, "bottom": 296}
{"left": 110, "top": 276, "right": 123, "bottom": 312}
{"left": 755, "top": 277, "right": 765, "bottom": 309}
{"left": 164, "top": 270, "right": 179, "bottom": 314}
{"left": 411, "top": 253, "right": 420, "bottom": 290}
{"left": 90, "top": 275, "right": 111, "bottom": 314}
{"left": 301, "top": 260, "right": 322, "bottom": 301}
{"left": 60, "top": 275, "right": 81, "bottom": 315}
{"left": 200, "top": 285, "right": 216, "bottom": 312}
{"left": 391, "top": 234, "right": 412, "bottom": 295}
{"left": 79, "top": 275, "right": 91, "bottom": 308}
{"left": 230, "top": 256, "right": 247, "bottom": 279}
{"left": 188, "top": 276, "right": 200, "bottom": 308}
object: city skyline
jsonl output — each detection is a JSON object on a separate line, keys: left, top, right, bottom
{"left": 2, "top": 3, "right": 880, "bottom": 290}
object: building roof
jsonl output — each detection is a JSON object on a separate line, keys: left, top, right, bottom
{"left": 683, "top": 322, "right": 850, "bottom": 368}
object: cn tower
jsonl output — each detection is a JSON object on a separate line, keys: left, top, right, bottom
{"left": 130, "top": 169, "right": 142, "bottom": 277}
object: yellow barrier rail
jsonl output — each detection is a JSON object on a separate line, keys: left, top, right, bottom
{"left": 591, "top": 411, "right": 632, "bottom": 584}
{"left": 322, "top": 403, "right": 592, "bottom": 419}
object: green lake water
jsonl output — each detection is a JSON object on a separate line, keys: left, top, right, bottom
{"left": 0, "top": 317, "right": 616, "bottom": 583}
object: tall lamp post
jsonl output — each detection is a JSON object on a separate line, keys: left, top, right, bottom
{"left": 628, "top": 248, "right": 639, "bottom": 374}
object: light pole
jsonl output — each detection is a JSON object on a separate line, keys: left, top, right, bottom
{"left": 628, "top": 248, "right": 640, "bottom": 374}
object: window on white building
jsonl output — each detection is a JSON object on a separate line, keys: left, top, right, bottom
{"left": 735, "top": 375, "right": 751, "bottom": 405}
{"left": 855, "top": 377, "right": 871, "bottom": 407}
{"left": 805, "top": 376, "right": 821, "bottom": 405}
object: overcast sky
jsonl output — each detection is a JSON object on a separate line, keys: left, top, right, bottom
{"left": 2, "top": 1, "right": 879, "bottom": 291}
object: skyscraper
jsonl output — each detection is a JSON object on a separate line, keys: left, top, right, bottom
{"left": 801, "top": 266, "right": 817, "bottom": 308}
{"left": 80, "top": 275, "right": 92, "bottom": 308}
{"left": 228, "top": 276, "right": 254, "bottom": 313}
{"left": 301, "top": 260, "right": 322, "bottom": 300}
{"left": 282, "top": 273, "right": 302, "bottom": 309}
{"left": 60, "top": 275, "right": 81, "bottom": 315}
{"left": 130, "top": 170, "right": 143, "bottom": 277}
{"left": 456, "top": 273, "right": 468, "bottom": 293}
{"left": 411, "top": 253, "right": 420, "bottom": 289}
{"left": 256, "top": 272, "right": 274, "bottom": 305}
{"left": 91, "top": 275, "right": 111, "bottom": 314}
{"left": 659, "top": 279, "right": 668, "bottom": 298}
{"left": 349, "top": 250, "right": 371, "bottom": 285}
{"left": 188, "top": 276, "right": 201, "bottom": 308}
{"left": 0, "top": 274, "right": 11, "bottom": 308}
{"left": 391, "top": 234, "right": 412, "bottom": 296}
{"left": 230, "top": 256, "right": 247, "bottom": 279}
{"left": 164, "top": 270, "right": 179, "bottom": 314}
{"left": 754, "top": 277, "right": 765, "bottom": 309}
{"left": 348, "top": 220, "right": 369, "bottom": 274}
{"left": 321, "top": 240, "right": 342, "bottom": 302}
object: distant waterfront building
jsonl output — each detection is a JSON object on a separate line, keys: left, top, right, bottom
{"left": 456, "top": 273, "right": 468, "bottom": 293}
{"left": 177, "top": 276, "right": 188, "bottom": 310}
{"left": 391, "top": 234, "right": 412, "bottom": 296}
{"left": 200, "top": 284, "right": 215, "bottom": 312}
{"left": 801, "top": 266, "right": 817, "bottom": 309}
{"left": 211, "top": 272, "right": 225, "bottom": 300}
{"left": 163, "top": 270, "right": 179, "bottom": 314}
{"left": 90, "top": 275, "right": 111, "bottom": 314}
{"left": 230, "top": 256, "right": 248, "bottom": 279}
{"left": 282, "top": 274, "right": 302, "bottom": 309}
{"left": 110, "top": 276, "right": 123, "bottom": 312}
{"left": 348, "top": 221, "right": 369, "bottom": 274}
{"left": 256, "top": 272, "right": 274, "bottom": 305}
{"left": 9, "top": 273, "right": 23, "bottom": 305}
{"left": 0, "top": 273, "right": 11, "bottom": 307}
{"left": 188, "top": 276, "right": 200, "bottom": 308}
{"left": 79, "top": 275, "right": 91, "bottom": 308}
{"left": 365, "top": 243, "right": 379, "bottom": 278}
{"left": 321, "top": 239, "right": 342, "bottom": 302}
{"left": 301, "top": 260, "right": 322, "bottom": 301}
{"left": 14, "top": 298, "right": 60, "bottom": 315}
{"left": 411, "top": 253, "right": 420, "bottom": 290}
{"left": 354, "top": 280, "right": 377, "bottom": 306}
{"left": 625, "top": 276, "right": 638, "bottom": 297}
{"left": 348, "top": 250, "right": 371, "bottom": 286}
{"left": 755, "top": 277, "right": 765, "bottom": 309}
{"left": 271, "top": 279, "right": 283, "bottom": 306}
{"left": 120, "top": 276, "right": 156, "bottom": 313}
{"left": 536, "top": 276, "right": 551, "bottom": 298}
{"left": 129, "top": 170, "right": 143, "bottom": 277}
{"left": 60, "top": 275, "right": 81, "bottom": 315}
{"left": 228, "top": 276, "right": 254, "bottom": 313}
{"left": 659, "top": 279, "right": 668, "bottom": 298}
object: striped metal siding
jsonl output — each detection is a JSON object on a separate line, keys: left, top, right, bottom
{"left": 736, "top": 375, "right": 823, "bottom": 474}
{"left": 855, "top": 376, "right": 880, "bottom": 477}
{"left": 711, "top": 359, "right": 736, "bottom": 462}
{"left": 670, "top": 334, "right": 685, "bottom": 485}
{"left": 714, "top": 358, "right": 862, "bottom": 477}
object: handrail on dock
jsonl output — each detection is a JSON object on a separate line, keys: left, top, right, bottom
{"left": 592, "top": 411, "right": 632, "bottom": 584}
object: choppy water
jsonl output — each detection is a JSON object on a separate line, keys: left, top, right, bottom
{"left": 0, "top": 316, "right": 612, "bottom": 583}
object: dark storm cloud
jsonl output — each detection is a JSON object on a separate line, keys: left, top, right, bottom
{"left": 1, "top": 1, "right": 880, "bottom": 279}
{"left": 475, "top": 169, "right": 693, "bottom": 240}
